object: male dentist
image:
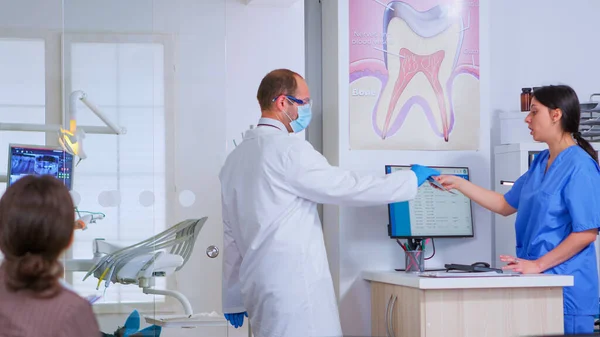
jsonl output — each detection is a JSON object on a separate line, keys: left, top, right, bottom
{"left": 219, "top": 68, "right": 439, "bottom": 337}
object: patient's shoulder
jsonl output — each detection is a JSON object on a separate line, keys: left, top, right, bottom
{"left": 54, "top": 287, "right": 100, "bottom": 334}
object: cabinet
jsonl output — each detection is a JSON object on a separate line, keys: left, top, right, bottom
{"left": 371, "top": 282, "right": 422, "bottom": 337}
{"left": 366, "top": 271, "right": 571, "bottom": 337}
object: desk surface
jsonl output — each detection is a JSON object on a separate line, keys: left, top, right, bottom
{"left": 363, "top": 270, "right": 573, "bottom": 289}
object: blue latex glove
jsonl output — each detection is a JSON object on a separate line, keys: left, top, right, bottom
{"left": 225, "top": 312, "right": 248, "bottom": 329}
{"left": 410, "top": 164, "right": 441, "bottom": 186}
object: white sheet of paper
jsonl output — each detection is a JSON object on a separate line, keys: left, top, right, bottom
{"left": 419, "top": 271, "right": 520, "bottom": 278}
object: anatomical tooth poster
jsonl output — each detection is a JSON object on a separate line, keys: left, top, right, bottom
{"left": 349, "top": 0, "right": 480, "bottom": 151}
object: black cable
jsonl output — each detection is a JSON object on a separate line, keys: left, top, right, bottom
{"left": 424, "top": 238, "right": 435, "bottom": 260}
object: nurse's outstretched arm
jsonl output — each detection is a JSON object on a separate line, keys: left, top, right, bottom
{"left": 434, "top": 175, "right": 516, "bottom": 216}
{"left": 283, "top": 141, "right": 418, "bottom": 206}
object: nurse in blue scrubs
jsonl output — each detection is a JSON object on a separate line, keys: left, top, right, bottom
{"left": 435, "top": 84, "right": 600, "bottom": 334}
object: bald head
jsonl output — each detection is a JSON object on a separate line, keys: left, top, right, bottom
{"left": 256, "top": 69, "right": 310, "bottom": 132}
{"left": 256, "top": 69, "right": 303, "bottom": 112}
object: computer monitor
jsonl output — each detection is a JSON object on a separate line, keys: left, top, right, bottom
{"left": 385, "top": 165, "right": 474, "bottom": 238}
{"left": 8, "top": 144, "right": 74, "bottom": 190}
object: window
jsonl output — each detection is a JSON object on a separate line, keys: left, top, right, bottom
{"left": 0, "top": 38, "right": 46, "bottom": 261}
{"left": 0, "top": 38, "right": 46, "bottom": 191}
{"left": 0, "top": 32, "right": 173, "bottom": 312}
{"left": 65, "top": 39, "right": 169, "bottom": 305}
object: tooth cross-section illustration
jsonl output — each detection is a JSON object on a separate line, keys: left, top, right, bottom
{"left": 381, "top": 48, "right": 447, "bottom": 140}
{"left": 348, "top": 0, "right": 480, "bottom": 150}
{"left": 378, "top": 2, "right": 460, "bottom": 141}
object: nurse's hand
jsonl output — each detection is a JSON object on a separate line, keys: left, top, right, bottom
{"left": 499, "top": 255, "right": 542, "bottom": 274}
{"left": 433, "top": 175, "right": 465, "bottom": 191}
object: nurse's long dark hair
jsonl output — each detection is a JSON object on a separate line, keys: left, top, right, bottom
{"left": 532, "top": 85, "right": 598, "bottom": 163}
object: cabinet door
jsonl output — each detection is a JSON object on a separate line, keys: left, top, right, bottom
{"left": 371, "top": 282, "right": 396, "bottom": 337}
{"left": 389, "top": 285, "right": 423, "bottom": 337}
{"left": 372, "top": 283, "right": 424, "bottom": 337}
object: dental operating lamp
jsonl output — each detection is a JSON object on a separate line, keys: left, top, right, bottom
{"left": 0, "top": 90, "right": 125, "bottom": 164}
{"left": 59, "top": 91, "right": 125, "bottom": 161}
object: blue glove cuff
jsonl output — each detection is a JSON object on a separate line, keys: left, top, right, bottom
{"left": 410, "top": 165, "right": 441, "bottom": 186}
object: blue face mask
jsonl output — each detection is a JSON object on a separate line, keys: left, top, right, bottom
{"left": 289, "top": 104, "right": 312, "bottom": 133}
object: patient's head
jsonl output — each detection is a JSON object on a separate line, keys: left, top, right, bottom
{"left": 0, "top": 175, "right": 75, "bottom": 297}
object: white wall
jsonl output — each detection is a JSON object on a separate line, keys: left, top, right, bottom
{"left": 488, "top": 0, "right": 600, "bottom": 153}
{"left": 225, "top": 0, "right": 305, "bottom": 150}
{"left": 489, "top": 0, "right": 600, "bottom": 114}
{"left": 322, "top": 1, "right": 492, "bottom": 335}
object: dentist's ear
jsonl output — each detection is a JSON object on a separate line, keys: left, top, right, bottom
{"left": 275, "top": 95, "right": 288, "bottom": 110}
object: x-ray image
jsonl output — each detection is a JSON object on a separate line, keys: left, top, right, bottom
{"left": 12, "top": 154, "right": 59, "bottom": 176}
{"left": 8, "top": 145, "right": 74, "bottom": 189}
{"left": 34, "top": 155, "right": 60, "bottom": 175}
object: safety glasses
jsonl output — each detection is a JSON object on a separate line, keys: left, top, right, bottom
{"left": 272, "top": 94, "right": 312, "bottom": 107}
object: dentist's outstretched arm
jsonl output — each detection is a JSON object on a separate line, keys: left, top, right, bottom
{"left": 434, "top": 175, "right": 516, "bottom": 217}
{"left": 283, "top": 141, "right": 440, "bottom": 206}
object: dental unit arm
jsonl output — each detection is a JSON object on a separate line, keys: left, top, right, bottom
{"left": 83, "top": 218, "right": 207, "bottom": 317}
{"left": 74, "top": 208, "right": 106, "bottom": 231}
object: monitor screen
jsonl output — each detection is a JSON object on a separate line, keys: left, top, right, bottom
{"left": 8, "top": 144, "right": 74, "bottom": 190}
{"left": 385, "top": 165, "right": 474, "bottom": 238}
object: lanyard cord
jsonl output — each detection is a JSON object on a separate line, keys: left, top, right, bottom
{"left": 257, "top": 123, "right": 281, "bottom": 130}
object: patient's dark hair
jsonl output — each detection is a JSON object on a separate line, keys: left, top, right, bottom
{"left": 533, "top": 85, "right": 598, "bottom": 163}
{"left": 0, "top": 175, "right": 74, "bottom": 297}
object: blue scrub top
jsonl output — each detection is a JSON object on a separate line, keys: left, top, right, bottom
{"left": 504, "top": 146, "right": 600, "bottom": 316}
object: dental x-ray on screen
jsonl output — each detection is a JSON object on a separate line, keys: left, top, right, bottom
{"left": 8, "top": 144, "right": 74, "bottom": 190}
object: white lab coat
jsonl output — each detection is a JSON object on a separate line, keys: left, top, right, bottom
{"left": 219, "top": 118, "right": 417, "bottom": 337}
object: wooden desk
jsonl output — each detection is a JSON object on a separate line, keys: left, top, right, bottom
{"left": 363, "top": 271, "right": 573, "bottom": 337}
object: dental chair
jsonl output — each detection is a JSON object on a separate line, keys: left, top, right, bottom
{"left": 84, "top": 218, "right": 207, "bottom": 317}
